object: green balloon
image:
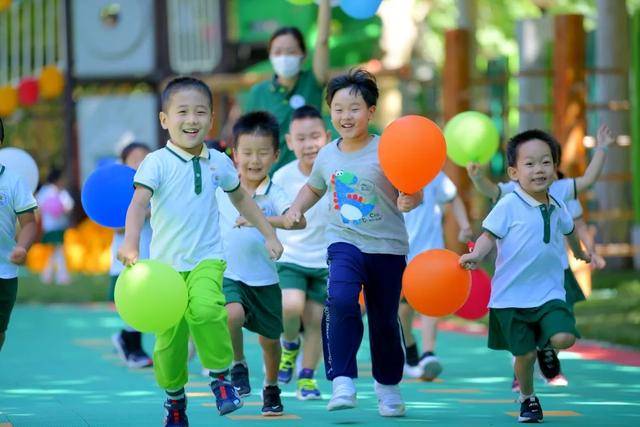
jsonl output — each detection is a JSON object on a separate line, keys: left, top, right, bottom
{"left": 115, "top": 260, "right": 187, "bottom": 333}
{"left": 444, "top": 111, "right": 500, "bottom": 166}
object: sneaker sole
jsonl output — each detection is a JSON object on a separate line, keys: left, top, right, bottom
{"left": 218, "top": 400, "right": 243, "bottom": 416}
{"left": 518, "top": 415, "right": 543, "bottom": 423}
{"left": 421, "top": 360, "right": 443, "bottom": 381}
{"left": 296, "top": 390, "right": 322, "bottom": 401}
{"left": 236, "top": 388, "right": 251, "bottom": 398}
{"left": 327, "top": 400, "right": 356, "bottom": 411}
{"left": 126, "top": 358, "right": 153, "bottom": 369}
{"left": 261, "top": 410, "right": 284, "bottom": 417}
{"left": 379, "top": 409, "right": 406, "bottom": 417}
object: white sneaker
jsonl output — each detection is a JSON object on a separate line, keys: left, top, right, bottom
{"left": 403, "top": 363, "right": 423, "bottom": 379}
{"left": 327, "top": 376, "right": 356, "bottom": 411}
{"left": 374, "top": 381, "right": 405, "bottom": 417}
{"left": 418, "top": 354, "right": 443, "bottom": 381}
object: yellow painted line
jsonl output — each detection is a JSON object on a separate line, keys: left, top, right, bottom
{"left": 418, "top": 388, "right": 481, "bottom": 394}
{"left": 186, "top": 392, "right": 211, "bottom": 398}
{"left": 227, "top": 415, "right": 301, "bottom": 420}
{"left": 506, "top": 410, "right": 581, "bottom": 417}
{"left": 203, "top": 401, "right": 263, "bottom": 407}
{"left": 459, "top": 399, "right": 514, "bottom": 404}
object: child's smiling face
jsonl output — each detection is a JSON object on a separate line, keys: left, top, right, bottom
{"left": 330, "top": 87, "right": 375, "bottom": 141}
{"left": 287, "top": 117, "right": 329, "bottom": 170}
{"left": 508, "top": 138, "right": 555, "bottom": 200}
{"left": 233, "top": 133, "right": 279, "bottom": 184}
{"left": 159, "top": 89, "right": 212, "bottom": 153}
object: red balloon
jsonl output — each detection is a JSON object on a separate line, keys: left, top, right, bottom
{"left": 455, "top": 269, "right": 491, "bottom": 320}
{"left": 402, "top": 249, "right": 471, "bottom": 317}
{"left": 379, "top": 115, "right": 446, "bottom": 194}
{"left": 18, "top": 77, "right": 39, "bottom": 106}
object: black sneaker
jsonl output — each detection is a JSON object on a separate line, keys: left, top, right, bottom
{"left": 164, "top": 398, "right": 189, "bottom": 426}
{"left": 261, "top": 385, "right": 284, "bottom": 416}
{"left": 537, "top": 348, "right": 561, "bottom": 379}
{"left": 230, "top": 363, "right": 251, "bottom": 397}
{"left": 518, "top": 396, "right": 543, "bottom": 423}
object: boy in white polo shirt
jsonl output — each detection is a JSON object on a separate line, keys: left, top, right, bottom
{"left": 272, "top": 105, "right": 331, "bottom": 400}
{"left": 118, "top": 77, "right": 283, "bottom": 426}
{"left": 0, "top": 117, "right": 39, "bottom": 352}
{"left": 399, "top": 172, "right": 472, "bottom": 381}
{"left": 460, "top": 130, "right": 591, "bottom": 423}
{"left": 217, "top": 111, "right": 306, "bottom": 416}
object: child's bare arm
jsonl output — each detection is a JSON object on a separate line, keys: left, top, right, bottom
{"left": 313, "top": 0, "right": 331, "bottom": 85}
{"left": 565, "top": 230, "right": 591, "bottom": 263}
{"left": 467, "top": 163, "right": 500, "bottom": 200}
{"left": 575, "top": 124, "right": 614, "bottom": 193}
{"left": 118, "top": 187, "right": 151, "bottom": 266}
{"left": 235, "top": 213, "right": 307, "bottom": 230}
{"left": 450, "top": 195, "right": 473, "bottom": 243}
{"left": 284, "top": 184, "right": 323, "bottom": 228}
{"left": 397, "top": 191, "right": 423, "bottom": 213}
{"left": 459, "top": 231, "right": 495, "bottom": 269}
{"left": 10, "top": 212, "right": 38, "bottom": 265}
{"left": 228, "top": 187, "right": 283, "bottom": 260}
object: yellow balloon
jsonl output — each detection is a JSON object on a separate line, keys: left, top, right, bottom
{"left": 0, "top": 85, "right": 18, "bottom": 117}
{"left": 39, "top": 65, "right": 65, "bottom": 100}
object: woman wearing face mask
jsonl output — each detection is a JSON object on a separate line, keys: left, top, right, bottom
{"left": 244, "top": 0, "right": 331, "bottom": 173}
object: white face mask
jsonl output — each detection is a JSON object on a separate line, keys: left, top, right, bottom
{"left": 270, "top": 55, "right": 302, "bottom": 79}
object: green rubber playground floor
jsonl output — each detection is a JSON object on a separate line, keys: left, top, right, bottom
{"left": 1, "top": 304, "right": 640, "bottom": 426}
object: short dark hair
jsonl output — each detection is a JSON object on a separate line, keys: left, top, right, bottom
{"left": 268, "top": 27, "right": 306, "bottom": 55}
{"left": 120, "top": 142, "right": 151, "bottom": 163}
{"left": 232, "top": 111, "right": 280, "bottom": 151}
{"left": 0, "top": 117, "right": 4, "bottom": 143}
{"left": 46, "top": 167, "right": 63, "bottom": 184}
{"left": 506, "top": 129, "right": 560, "bottom": 167}
{"left": 291, "top": 105, "right": 323, "bottom": 122}
{"left": 161, "top": 76, "right": 213, "bottom": 111}
{"left": 326, "top": 68, "right": 379, "bottom": 108}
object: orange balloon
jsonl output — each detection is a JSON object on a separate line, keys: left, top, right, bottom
{"left": 0, "top": 85, "right": 18, "bottom": 117}
{"left": 379, "top": 115, "right": 446, "bottom": 194}
{"left": 39, "top": 65, "right": 65, "bottom": 100}
{"left": 402, "top": 249, "right": 471, "bottom": 317}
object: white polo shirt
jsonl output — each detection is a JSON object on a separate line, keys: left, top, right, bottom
{"left": 0, "top": 165, "right": 38, "bottom": 278}
{"left": 496, "top": 178, "right": 580, "bottom": 270}
{"left": 134, "top": 141, "right": 240, "bottom": 271}
{"left": 403, "top": 172, "right": 457, "bottom": 262}
{"left": 483, "top": 185, "right": 574, "bottom": 308}
{"left": 217, "top": 177, "right": 291, "bottom": 286}
{"left": 272, "top": 160, "right": 329, "bottom": 269}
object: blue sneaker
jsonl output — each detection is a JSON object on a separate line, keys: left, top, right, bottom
{"left": 296, "top": 378, "right": 321, "bottom": 400}
{"left": 211, "top": 378, "right": 243, "bottom": 416}
{"left": 164, "top": 398, "right": 188, "bottom": 426}
{"left": 278, "top": 341, "right": 300, "bottom": 384}
{"left": 518, "top": 396, "right": 543, "bottom": 423}
{"left": 230, "top": 362, "right": 251, "bottom": 397}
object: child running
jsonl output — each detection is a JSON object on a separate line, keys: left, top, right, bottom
{"left": 284, "top": 68, "right": 422, "bottom": 417}
{"left": 109, "top": 142, "right": 153, "bottom": 369}
{"left": 217, "top": 111, "right": 305, "bottom": 416}
{"left": 460, "top": 129, "right": 591, "bottom": 423}
{"left": 0, "top": 117, "right": 38, "bottom": 352}
{"left": 118, "top": 77, "right": 283, "bottom": 426}
{"left": 400, "top": 172, "right": 473, "bottom": 380}
{"left": 272, "top": 105, "right": 331, "bottom": 399}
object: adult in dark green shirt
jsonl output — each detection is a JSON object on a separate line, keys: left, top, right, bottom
{"left": 244, "top": 0, "right": 331, "bottom": 173}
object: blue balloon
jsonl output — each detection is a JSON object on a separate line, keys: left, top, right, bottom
{"left": 81, "top": 164, "right": 135, "bottom": 228}
{"left": 340, "top": 0, "right": 381, "bottom": 19}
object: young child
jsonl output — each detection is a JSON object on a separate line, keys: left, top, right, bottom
{"left": 109, "top": 142, "right": 153, "bottom": 369}
{"left": 118, "top": 77, "right": 283, "bottom": 425}
{"left": 460, "top": 130, "right": 591, "bottom": 423}
{"left": 400, "top": 172, "right": 473, "bottom": 380}
{"left": 466, "top": 125, "right": 612, "bottom": 389}
{"left": 36, "top": 167, "right": 74, "bottom": 285}
{"left": 272, "top": 105, "right": 331, "bottom": 400}
{"left": 0, "top": 117, "right": 39, "bottom": 351}
{"left": 284, "top": 69, "right": 422, "bottom": 417}
{"left": 217, "top": 111, "right": 306, "bottom": 416}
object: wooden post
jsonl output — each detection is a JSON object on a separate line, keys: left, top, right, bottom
{"left": 517, "top": 17, "right": 551, "bottom": 131}
{"left": 593, "top": 0, "right": 632, "bottom": 268}
{"left": 442, "top": 28, "right": 471, "bottom": 253}
{"left": 552, "top": 14, "right": 586, "bottom": 179}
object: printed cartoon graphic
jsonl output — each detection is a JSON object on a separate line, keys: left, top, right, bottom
{"left": 330, "top": 170, "right": 379, "bottom": 224}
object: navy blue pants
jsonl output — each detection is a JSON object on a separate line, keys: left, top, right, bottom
{"left": 322, "top": 242, "right": 406, "bottom": 385}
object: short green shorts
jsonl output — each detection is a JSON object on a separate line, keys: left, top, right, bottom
{"left": 277, "top": 262, "right": 328, "bottom": 304}
{"left": 0, "top": 277, "right": 18, "bottom": 332}
{"left": 488, "top": 299, "right": 580, "bottom": 356}
{"left": 564, "top": 268, "right": 586, "bottom": 308}
{"left": 223, "top": 278, "right": 283, "bottom": 340}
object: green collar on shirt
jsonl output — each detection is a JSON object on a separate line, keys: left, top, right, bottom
{"left": 0, "top": 165, "right": 5, "bottom": 176}
{"left": 513, "top": 185, "right": 563, "bottom": 244}
{"left": 164, "top": 140, "right": 210, "bottom": 195}
{"left": 253, "top": 176, "right": 272, "bottom": 197}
